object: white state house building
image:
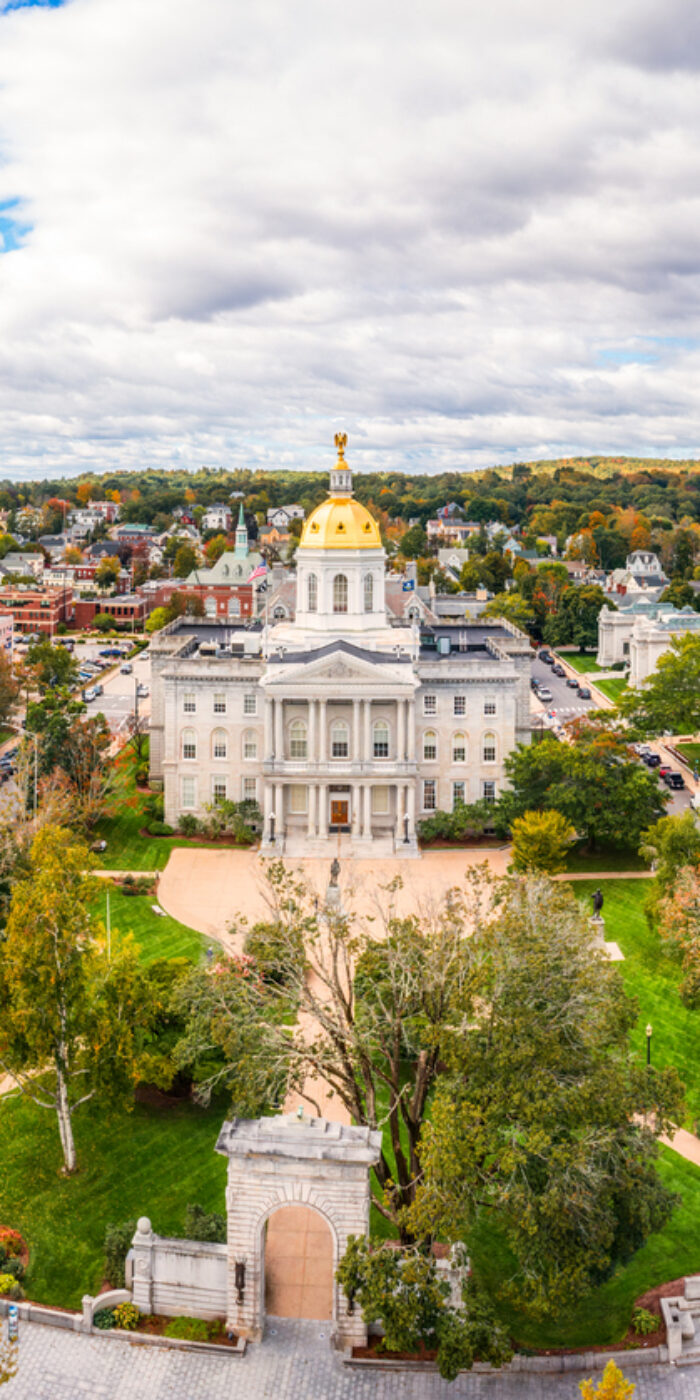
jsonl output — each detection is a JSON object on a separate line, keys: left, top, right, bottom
{"left": 149, "top": 440, "right": 533, "bottom": 857}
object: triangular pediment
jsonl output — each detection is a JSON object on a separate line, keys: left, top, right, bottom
{"left": 262, "top": 639, "right": 415, "bottom": 689}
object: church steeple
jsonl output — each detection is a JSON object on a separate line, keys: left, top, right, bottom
{"left": 329, "top": 432, "right": 353, "bottom": 497}
{"left": 234, "top": 502, "right": 248, "bottom": 557}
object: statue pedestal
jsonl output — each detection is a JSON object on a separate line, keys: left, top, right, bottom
{"left": 324, "top": 883, "right": 345, "bottom": 917}
{"left": 589, "top": 915, "right": 624, "bottom": 963}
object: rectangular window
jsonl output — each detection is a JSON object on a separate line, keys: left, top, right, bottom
{"left": 484, "top": 699, "right": 496, "bottom": 716}
{"left": 242, "top": 777, "right": 257, "bottom": 803}
{"left": 289, "top": 784, "right": 308, "bottom": 814}
{"left": 423, "top": 694, "right": 437, "bottom": 716}
{"left": 213, "top": 733, "right": 227, "bottom": 758}
{"left": 423, "top": 733, "right": 437, "bottom": 761}
{"left": 243, "top": 692, "right": 257, "bottom": 716}
{"left": 211, "top": 777, "right": 228, "bottom": 803}
{"left": 423, "top": 779, "right": 437, "bottom": 811}
{"left": 181, "top": 776, "right": 196, "bottom": 809}
{"left": 182, "top": 736, "right": 196, "bottom": 760}
{"left": 482, "top": 780, "right": 496, "bottom": 804}
{"left": 483, "top": 740, "right": 496, "bottom": 763}
{"left": 332, "top": 732, "right": 349, "bottom": 758}
{"left": 243, "top": 733, "right": 257, "bottom": 760}
{"left": 213, "top": 692, "right": 226, "bottom": 714}
{"left": 453, "top": 695, "right": 466, "bottom": 717}
{"left": 452, "top": 738, "right": 466, "bottom": 763}
{"left": 372, "top": 786, "right": 390, "bottom": 815}
{"left": 452, "top": 781, "right": 465, "bottom": 808}
{"left": 183, "top": 692, "right": 196, "bottom": 713}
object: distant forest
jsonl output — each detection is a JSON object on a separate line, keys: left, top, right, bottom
{"left": 3, "top": 455, "right": 700, "bottom": 536}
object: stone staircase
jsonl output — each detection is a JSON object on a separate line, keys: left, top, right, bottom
{"left": 662, "top": 1276, "right": 700, "bottom": 1364}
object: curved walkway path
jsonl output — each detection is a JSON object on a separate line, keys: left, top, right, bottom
{"left": 2, "top": 1317, "right": 695, "bottom": 1399}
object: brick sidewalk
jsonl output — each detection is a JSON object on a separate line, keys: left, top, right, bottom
{"left": 2, "top": 1319, "right": 698, "bottom": 1399}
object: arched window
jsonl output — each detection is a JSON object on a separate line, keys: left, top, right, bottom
{"left": 182, "top": 728, "right": 196, "bottom": 760}
{"left": 482, "top": 731, "right": 497, "bottom": 763}
{"left": 373, "top": 719, "right": 389, "bottom": 759}
{"left": 227, "top": 597, "right": 240, "bottom": 618}
{"left": 307, "top": 573, "right": 318, "bottom": 612}
{"left": 452, "top": 732, "right": 467, "bottom": 763}
{"left": 331, "top": 719, "right": 349, "bottom": 758}
{"left": 333, "top": 573, "right": 348, "bottom": 614}
{"left": 407, "top": 605, "right": 420, "bottom": 621}
{"left": 289, "top": 718, "right": 307, "bottom": 759}
{"left": 364, "top": 573, "right": 373, "bottom": 613}
{"left": 204, "top": 596, "right": 216, "bottom": 617}
{"left": 423, "top": 730, "right": 437, "bottom": 762}
{"left": 212, "top": 728, "right": 227, "bottom": 759}
{"left": 243, "top": 729, "right": 257, "bottom": 760}
{"left": 272, "top": 605, "right": 287, "bottom": 620}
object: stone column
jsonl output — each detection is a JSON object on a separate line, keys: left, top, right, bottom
{"left": 130, "top": 1218, "right": 155, "bottom": 1314}
{"left": 274, "top": 699, "right": 284, "bottom": 761}
{"left": 397, "top": 697, "right": 406, "bottom": 762}
{"left": 307, "top": 784, "right": 316, "bottom": 838}
{"left": 318, "top": 783, "right": 328, "bottom": 837}
{"left": 351, "top": 782, "right": 360, "bottom": 834}
{"left": 274, "top": 782, "right": 283, "bottom": 834}
{"left": 264, "top": 696, "right": 274, "bottom": 760}
{"left": 363, "top": 699, "right": 371, "bottom": 761}
{"left": 353, "top": 699, "right": 361, "bottom": 763}
{"left": 318, "top": 700, "right": 327, "bottom": 762}
{"left": 407, "top": 699, "right": 416, "bottom": 760}
{"left": 264, "top": 780, "right": 274, "bottom": 839}
{"left": 362, "top": 784, "right": 371, "bottom": 838}
{"left": 406, "top": 782, "right": 416, "bottom": 836}
{"left": 396, "top": 782, "right": 405, "bottom": 838}
{"left": 308, "top": 699, "right": 317, "bottom": 762}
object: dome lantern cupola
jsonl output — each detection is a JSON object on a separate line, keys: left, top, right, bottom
{"left": 329, "top": 432, "right": 353, "bottom": 497}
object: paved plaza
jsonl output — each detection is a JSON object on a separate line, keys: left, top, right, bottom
{"left": 2, "top": 1319, "right": 698, "bottom": 1400}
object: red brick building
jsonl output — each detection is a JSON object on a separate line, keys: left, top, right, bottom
{"left": 73, "top": 595, "right": 147, "bottom": 630}
{"left": 0, "top": 585, "right": 73, "bottom": 637}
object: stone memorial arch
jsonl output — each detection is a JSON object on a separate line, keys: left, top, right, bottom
{"left": 215, "top": 1114, "right": 382, "bottom": 1346}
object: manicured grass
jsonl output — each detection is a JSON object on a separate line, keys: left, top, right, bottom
{"left": 470, "top": 1146, "right": 700, "bottom": 1349}
{"left": 594, "top": 677, "right": 628, "bottom": 702}
{"left": 89, "top": 885, "right": 212, "bottom": 964}
{"left": 565, "top": 844, "right": 650, "bottom": 873}
{"left": 676, "top": 741, "right": 700, "bottom": 768}
{"left": 561, "top": 653, "right": 603, "bottom": 674}
{"left": 571, "top": 878, "right": 700, "bottom": 1125}
{"left": 0, "top": 1093, "right": 228, "bottom": 1308}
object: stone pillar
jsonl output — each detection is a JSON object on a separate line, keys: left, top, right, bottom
{"left": 353, "top": 699, "right": 361, "bottom": 763}
{"left": 308, "top": 699, "right": 317, "bottom": 762}
{"left": 274, "top": 699, "right": 283, "bottom": 761}
{"left": 397, "top": 782, "right": 405, "bottom": 838}
{"left": 407, "top": 699, "right": 416, "bottom": 760}
{"left": 318, "top": 700, "right": 327, "bottom": 763}
{"left": 274, "top": 783, "right": 283, "bottom": 834}
{"left": 264, "top": 697, "right": 273, "bottom": 760}
{"left": 351, "top": 782, "right": 360, "bottom": 835}
{"left": 130, "top": 1218, "right": 155, "bottom": 1314}
{"left": 406, "top": 782, "right": 416, "bottom": 836}
{"left": 307, "top": 784, "right": 316, "bottom": 838}
{"left": 362, "top": 784, "right": 371, "bottom": 838}
{"left": 264, "top": 781, "right": 274, "bottom": 839}
{"left": 318, "top": 783, "right": 328, "bottom": 837}
{"left": 397, "top": 698, "right": 406, "bottom": 762}
{"left": 363, "top": 700, "right": 371, "bottom": 761}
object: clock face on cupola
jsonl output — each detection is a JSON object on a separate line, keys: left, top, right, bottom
{"left": 295, "top": 436, "right": 386, "bottom": 632}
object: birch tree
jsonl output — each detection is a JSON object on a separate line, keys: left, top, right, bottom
{"left": 0, "top": 825, "right": 148, "bottom": 1172}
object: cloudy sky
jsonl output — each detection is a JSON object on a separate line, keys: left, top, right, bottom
{"left": 1, "top": 0, "right": 700, "bottom": 480}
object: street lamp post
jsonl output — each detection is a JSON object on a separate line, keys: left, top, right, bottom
{"left": 646, "top": 1023, "right": 653, "bottom": 1067}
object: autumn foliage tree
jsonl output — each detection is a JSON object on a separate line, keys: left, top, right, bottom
{"left": 510, "top": 808, "right": 576, "bottom": 872}
{"left": 0, "top": 826, "right": 148, "bottom": 1171}
{"left": 580, "top": 1359, "right": 636, "bottom": 1400}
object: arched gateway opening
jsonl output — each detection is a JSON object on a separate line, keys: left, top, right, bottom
{"left": 264, "top": 1205, "right": 333, "bottom": 1320}
{"left": 215, "top": 1113, "right": 381, "bottom": 1345}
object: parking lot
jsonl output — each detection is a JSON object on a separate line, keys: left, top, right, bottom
{"left": 80, "top": 645, "right": 151, "bottom": 734}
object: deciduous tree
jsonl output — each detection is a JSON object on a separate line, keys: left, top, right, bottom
{"left": 0, "top": 826, "right": 148, "bottom": 1171}
{"left": 510, "top": 808, "right": 576, "bottom": 872}
{"left": 616, "top": 634, "right": 700, "bottom": 737}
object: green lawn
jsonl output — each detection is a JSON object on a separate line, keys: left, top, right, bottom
{"left": 676, "top": 741, "right": 700, "bottom": 768}
{"left": 561, "top": 653, "right": 603, "bottom": 674}
{"left": 89, "top": 885, "right": 212, "bottom": 964}
{"left": 565, "top": 845, "right": 650, "bottom": 874}
{"left": 571, "top": 879, "right": 700, "bottom": 1125}
{"left": 0, "top": 1093, "right": 228, "bottom": 1308}
{"left": 594, "top": 677, "right": 629, "bottom": 702}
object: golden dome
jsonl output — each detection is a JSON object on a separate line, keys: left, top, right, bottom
{"left": 300, "top": 496, "right": 382, "bottom": 550}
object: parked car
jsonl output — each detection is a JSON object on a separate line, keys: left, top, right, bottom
{"left": 120, "top": 663, "right": 133, "bottom": 675}
{"left": 552, "top": 664, "right": 565, "bottom": 677}
{"left": 530, "top": 677, "right": 540, "bottom": 691}
{"left": 538, "top": 686, "right": 553, "bottom": 702}
{"left": 538, "top": 650, "right": 552, "bottom": 663}
{"left": 577, "top": 685, "right": 591, "bottom": 699}
{"left": 644, "top": 753, "right": 661, "bottom": 768}
{"left": 566, "top": 676, "right": 579, "bottom": 688}
{"left": 93, "top": 683, "right": 104, "bottom": 697}
{"left": 663, "top": 771, "right": 685, "bottom": 789}
{"left": 136, "top": 683, "right": 149, "bottom": 698}
{"left": 82, "top": 687, "right": 97, "bottom": 702}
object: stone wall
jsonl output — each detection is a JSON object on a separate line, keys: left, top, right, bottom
{"left": 129, "top": 1218, "right": 227, "bottom": 1320}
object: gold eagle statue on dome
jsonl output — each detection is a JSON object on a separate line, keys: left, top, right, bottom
{"left": 334, "top": 432, "right": 348, "bottom": 460}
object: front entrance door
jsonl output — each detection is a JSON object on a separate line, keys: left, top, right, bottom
{"left": 330, "top": 799, "right": 349, "bottom": 828}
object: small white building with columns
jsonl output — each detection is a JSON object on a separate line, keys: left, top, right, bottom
{"left": 149, "top": 440, "right": 533, "bottom": 856}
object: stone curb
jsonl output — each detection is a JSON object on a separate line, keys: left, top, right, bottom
{"left": 0, "top": 1298, "right": 245, "bottom": 1356}
{"left": 341, "top": 1344, "right": 668, "bottom": 1375}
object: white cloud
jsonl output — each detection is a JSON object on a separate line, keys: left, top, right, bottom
{"left": 0, "top": 0, "right": 700, "bottom": 478}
